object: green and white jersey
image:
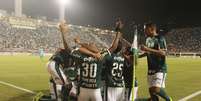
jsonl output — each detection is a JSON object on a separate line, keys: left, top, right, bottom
{"left": 103, "top": 53, "right": 125, "bottom": 87}
{"left": 78, "top": 53, "right": 103, "bottom": 89}
{"left": 145, "top": 35, "right": 167, "bottom": 74}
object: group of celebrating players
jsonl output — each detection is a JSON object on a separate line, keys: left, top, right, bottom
{"left": 45, "top": 19, "right": 172, "bottom": 101}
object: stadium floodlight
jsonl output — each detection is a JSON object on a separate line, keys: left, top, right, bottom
{"left": 58, "top": 0, "right": 71, "bottom": 5}
{"left": 57, "top": 0, "right": 71, "bottom": 21}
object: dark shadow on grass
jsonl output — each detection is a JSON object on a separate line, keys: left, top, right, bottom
{"left": 7, "top": 89, "right": 149, "bottom": 101}
{"left": 7, "top": 89, "right": 49, "bottom": 101}
{"left": 136, "top": 98, "right": 149, "bottom": 101}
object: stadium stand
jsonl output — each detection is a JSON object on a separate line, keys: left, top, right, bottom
{"left": 0, "top": 16, "right": 114, "bottom": 53}
{"left": 0, "top": 16, "right": 201, "bottom": 55}
{"left": 166, "top": 27, "right": 201, "bottom": 52}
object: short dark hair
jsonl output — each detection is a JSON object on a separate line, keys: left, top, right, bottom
{"left": 144, "top": 22, "right": 157, "bottom": 29}
{"left": 125, "top": 46, "right": 133, "bottom": 55}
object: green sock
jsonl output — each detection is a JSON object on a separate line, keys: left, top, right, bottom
{"left": 156, "top": 88, "right": 171, "bottom": 101}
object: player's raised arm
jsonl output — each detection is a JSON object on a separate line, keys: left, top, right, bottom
{"left": 59, "top": 21, "right": 71, "bottom": 52}
{"left": 108, "top": 18, "right": 123, "bottom": 53}
{"left": 74, "top": 37, "right": 100, "bottom": 53}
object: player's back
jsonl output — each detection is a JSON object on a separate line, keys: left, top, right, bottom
{"left": 104, "top": 53, "right": 125, "bottom": 87}
{"left": 78, "top": 53, "right": 103, "bottom": 89}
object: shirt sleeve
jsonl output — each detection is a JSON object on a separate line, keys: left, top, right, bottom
{"left": 158, "top": 36, "right": 167, "bottom": 51}
{"left": 100, "top": 49, "right": 111, "bottom": 60}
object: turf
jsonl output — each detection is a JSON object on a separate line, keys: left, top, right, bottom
{"left": 0, "top": 55, "right": 201, "bottom": 101}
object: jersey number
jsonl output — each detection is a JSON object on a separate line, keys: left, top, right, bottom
{"left": 82, "top": 63, "right": 97, "bottom": 78}
{"left": 111, "top": 63, "right": 123, "bottom": 78}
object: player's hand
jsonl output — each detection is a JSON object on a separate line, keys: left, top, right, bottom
{"left": 115, "top": 18, "right": 124, "bottom": 32}
{"left": 69, "top": 92, "right": 77, "bottom": 97}
{"left": 74, "top": 36, "right": 81, "bottom": 44}
{"left": 59, "top": 20, "right": 68, "bottom": 34}
{"left": 69, "top": 86, "right": 77, "bottom": 97}
{"left": 140, "top": 45, "right": 148, "bottom": 51}
{"left": 93, "top": 52, "right": 101, "bottom": 60}
{"left": 157, "top": 50, "right": 166, "bottom": 56}
{"left": 123, "top": 53, "right": 130, "bottom": 60}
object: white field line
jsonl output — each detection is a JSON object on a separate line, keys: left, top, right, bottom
{"left": 0, "top": 81, "right": 36, "bottom": 94}
{"left": 178, "top": 90, "right": 201, "bottom": 101}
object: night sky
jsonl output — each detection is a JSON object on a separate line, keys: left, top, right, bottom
{"left": 0, "top": 0, "right": 200, "bottom": 28}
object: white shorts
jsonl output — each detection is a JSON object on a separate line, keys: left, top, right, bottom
{"left": 47, "top": 61, "right": 69, "bottom": 85}
{"left": 125, "top": 87, "right": 138, "bottom": 101}
{"left": 106, "top": 87, "right": 124, "bottom": 101}
{"left": 78, "top": 87, "right": 102, "bottom": 101}
{"left": 148, "top": 72, "right": 166, "bottom": 88}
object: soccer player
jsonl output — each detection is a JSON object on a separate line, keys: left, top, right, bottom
{"left": 140, "top": 23, "right": 172, "bottom": 101}
{"left": 38, "top": 48, "right": 44, "bottom": 61}
{"left": 123, "top": 46, "right": 138, "bottom": 101}
{"left": 47, "top": 21, "right": 78, "bottom": 101}
{"left": 102, "top": 41, "right": 125, "bottom": 101}
{"left": 74, "top": 19, "right": 123, "bottom": 101}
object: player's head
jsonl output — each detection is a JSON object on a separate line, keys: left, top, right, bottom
{"left": 124, "top": 46, "right": 133, "bottom": 56}
{"left": 113, "top": 41, "right": 123, "bottom": 54}
{"left": 144, "top": 22, "right": 157, "bottom": 36}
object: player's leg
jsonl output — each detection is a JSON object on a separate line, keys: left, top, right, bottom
{"left": 100, "top": 85, "right": 105, "bottom": 101}
{"left": 116, "top": 87, "right": 125, "bottom": 101}
{"left": 149, "top": 72, "right": 172, "bottom": 101}
{"left": 69, "top": 82, "right": 77, "bottom": 96}
{"left": 49, "top": 77, "right": 57, "bottom": 100}
{"left": 149, "top": 87, "right": 159, "bottom": 101}
{"left": 126, "top": 87, "right": 138, "bottom": 101}
{"left": 47, "top": 61, "right": 61, "bottom": 100}
{"left": 125, "top": 87, "right": 131, "bottom": 101}
{"left": 59, "top": 67, "right": 73, "bottom": 101}
{"left": 134, "top": 79, "right": 138, "bottom": 100}
{"left": 129, "top": 79, "right": 139, "bottom": 101}
{"left": 47, "top": 61, "right": 64, "bottom": 85}
{"left": 147, "top": 74, "right": 159, "bottom": 101}
{"left": 68, "top": 82, "right": 78, "bottom": 101}
{"left": 47, "top": 61, "right": 69, "bottom": 101}
{"left": 107, "top": 87, "right": 114, "bottom": 101}
{"left": 91, "top": 88, "right": 103, "bottom": 101}
{"left": 155, "top": 73, "right": 172, "bottom": 101}
{"left": 107, "top": 87, "right": 124, "bottom": 101}
{"left": 78, "top": 87, "right": 90, "bottom": 101}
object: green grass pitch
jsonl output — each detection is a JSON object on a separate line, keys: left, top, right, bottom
{"left": 0, "top": 55, "right": 201, "bottom": 101}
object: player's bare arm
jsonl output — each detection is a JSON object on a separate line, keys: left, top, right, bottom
{"left": 59, "top": 21, "right": 71, "bottom": 52}
{"left": 78, "top": 47, "right": 101, "bottom": 59}
{"left": 75, "top": 19, "right": 123, "bottom": 55}
{"left": 73, "top": 19, "right": 124, "bottom": 61}
{"left": 74, "top": 37, "right": 100, "bottom": 59}
{"left": 74, "top": 31, "right": 122, "bottom": 59}
{"left": 123, "top": 53, "right": 133, "bottom": 64}
{"left": 74, "top": 37, "right": 100, "bottom": 53}
{"left": 138, "top": 52, "right": 147, "bottom": 58}
{"left": 141, "top": 45, "right": 166, "bottom": 57}
{"left": 108, "top": 19, "right": 123, "bottom": 53}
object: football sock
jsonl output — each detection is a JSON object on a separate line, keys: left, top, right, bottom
{"left": 156, "top": 88, "right": 171, "bottom": 101}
